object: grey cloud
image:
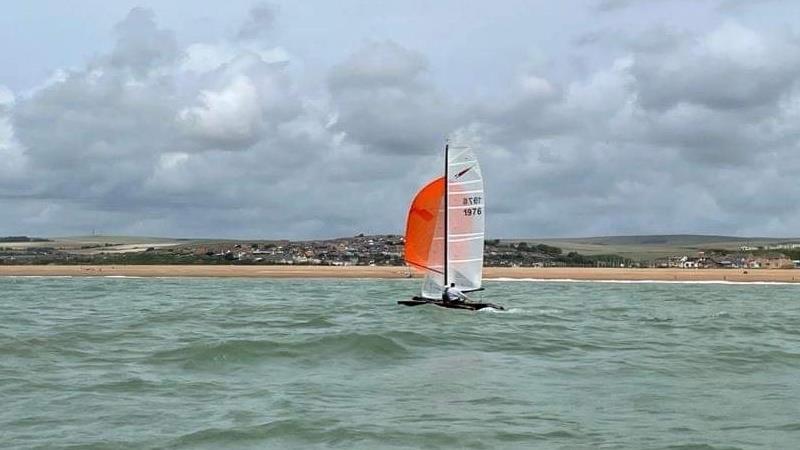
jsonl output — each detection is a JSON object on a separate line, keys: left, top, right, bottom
{"left": 574, "top": 25, "right": 690, "bottom": 55}
{"left": 109, "top": 7, "right": 178, "bottom": 76}
{"left": 328, "top": 41, "right": 456, "bottom": 155}
{"left": 6, "top": 7, "right": 321, "bottom": 237}
{"left": 594, "top": 0, "right": 684, "bottom": 12}
{"left": 717, "top": 0, "right": 782, "bottom": 11}
{"left": 626, "top": 26, "right": 691, "bottom": 53}
{"left": 594, "top": 0, "right": 637, "bottom": 12}
{"left": 3, "top": 8, "right": 434, "bottom": 239}
{"left": 4, "top": 5, "right": 800, "bottom": 239}
{"left": 573, "top": 30, "right": 609, "bottom": 47}
{"left": 237, "top": 3, "right": 276, "bottom": 41}
{"left": 461, "top": 21, "right": 800, "bottom": 237}
{"left": 329, "top": 41, "right": 428, "bottom": 91}
{"left": 630, "top": 23, "right": 800, "bottom": 111}
{"left": 612, "top": 23, "right": 800, "bottom": 173}
{"left": 11, "top": 65, "right": 178, "bottom": 203}
{"left": 0, "top": 86, "right": 27, "bottom": 188}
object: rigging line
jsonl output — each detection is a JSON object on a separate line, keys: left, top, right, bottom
{"left": 405, "top": 260, "right": 444, "bottom": 275}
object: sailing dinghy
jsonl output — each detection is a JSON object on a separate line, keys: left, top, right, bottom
{"left": 398, "top": 144, "right": 504, "bottom": 311}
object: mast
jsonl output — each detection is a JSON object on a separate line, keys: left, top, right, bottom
{"left": 443, "top": 142, "right": 449, "bottom": 287}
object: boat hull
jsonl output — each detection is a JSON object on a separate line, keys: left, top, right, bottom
{"left": 398, "top": 297, "right": 505, "bottom": 311}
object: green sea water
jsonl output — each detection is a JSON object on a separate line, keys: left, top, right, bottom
{"left": 2, "top": 277, "right": 800, "bottom": 449}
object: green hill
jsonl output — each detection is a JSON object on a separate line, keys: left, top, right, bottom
{"left": 509, "top": 235, "right": 800, "bottom": 261}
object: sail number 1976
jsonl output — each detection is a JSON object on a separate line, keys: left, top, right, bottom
{"left": 464, "top": 207, "right": 482, "bottom": 216}
{"left": 462, "top": 196, "right": 482, "bottom": 216}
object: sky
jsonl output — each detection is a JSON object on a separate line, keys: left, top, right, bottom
{"left": 2, "top": 0, "right": 800, "bottom": 239}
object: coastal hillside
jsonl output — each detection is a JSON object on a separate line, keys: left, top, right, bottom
{"left": 2, "top": 234, "right": 799, "bottom": 267}
{"left": 526, "top": 235, "right": 800, "bottom": 260}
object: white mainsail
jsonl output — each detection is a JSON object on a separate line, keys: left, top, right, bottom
{"left": 418, "top": 145, "right": 484, "bottom": 298}
{"left": 445, "top": 146, "right": 485, "bottom": 291}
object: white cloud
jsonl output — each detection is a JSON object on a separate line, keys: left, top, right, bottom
{"left": 0, "top": 85, "right": 27, "bottom": 181}
{"left": 519, "top": 75, "right": 556, "bottom": 99}
{"left": 0, "top": 85, "right": 14, "bottom": 107}
{"left": 702, "top": 21, "right": 766, "bottom": 64}
{"left": 180, "top": 42, "right": 290, "bottom": 74}
{"left": 178, "top": 75, "right": 263, "bottom": 146}
{"left": 181, "top": 43, "right": 236, "bottom": 74}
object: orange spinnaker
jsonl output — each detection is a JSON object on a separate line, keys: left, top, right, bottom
{"left": 404, "top": 176, "right": 445, "bottom": 272}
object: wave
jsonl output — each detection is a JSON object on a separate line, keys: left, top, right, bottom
{"left": 664, "top": 444, "right": 745, "bottom": 450}
{"left": 147, "top": 333, "right": 411, "bottom": 367}
{"left": 82, "top": 377, "right": 162, "bottom": 392}
{"left": 478, "top": 307, "right": 526, "bottom": 314}
{"left": 169, "top": 420, "right": 477, "bottom": 449}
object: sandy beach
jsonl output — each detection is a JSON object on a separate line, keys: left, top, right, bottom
{"left": 1, "top": 265, "right": 800, "bottom": 282}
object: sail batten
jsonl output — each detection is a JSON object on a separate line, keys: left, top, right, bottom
{"left": 448, "top": 205, "right": 484, "bottom": 210}
{"left": 448, "top": 236, "right": 483, "bottom": 243}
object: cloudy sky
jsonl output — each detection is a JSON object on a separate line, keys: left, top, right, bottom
{"left": 2, "top": 0, "right": 800, "bottom": 239}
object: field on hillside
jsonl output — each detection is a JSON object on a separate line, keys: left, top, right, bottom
{"left": 1, "top": 236, "right": 189, "bottom": 253}
{"left": 515, "top": 235, "right": 800, "bottom": 260}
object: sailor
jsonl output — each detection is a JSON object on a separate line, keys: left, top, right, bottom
{"left": 443, "top": 282, "right": 466, "bottom": 303}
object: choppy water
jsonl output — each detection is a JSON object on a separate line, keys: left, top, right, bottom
{"left": 2, "top": 278, "right": 800, "bottom": 449}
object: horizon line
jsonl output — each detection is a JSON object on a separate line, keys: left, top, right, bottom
{"left": 5, "top": 233, "right": 800, "bottom": 242}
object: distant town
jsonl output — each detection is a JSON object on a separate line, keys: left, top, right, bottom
{"left": 2, "top": 234, "right": 800, "bottom": 269}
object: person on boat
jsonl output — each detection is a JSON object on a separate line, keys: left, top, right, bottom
{"left": 443, "top": 283, "right": 467, "bottom": 303}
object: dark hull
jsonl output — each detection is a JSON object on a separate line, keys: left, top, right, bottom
{"left": 398, "top": 297, "right": 505, "bottom": 311}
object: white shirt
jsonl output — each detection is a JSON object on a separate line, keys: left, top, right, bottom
{"left": 446, "top": 286, "right": 463, "bottom": 301}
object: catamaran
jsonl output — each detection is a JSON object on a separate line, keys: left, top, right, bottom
{"left": 398, "top": 143, "right": 504, "bottom": 311}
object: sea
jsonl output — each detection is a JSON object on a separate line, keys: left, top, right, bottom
{"left": 2, "top": 277, "right": 800, "bottom": 450}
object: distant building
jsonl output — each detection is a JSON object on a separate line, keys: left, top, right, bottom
{"left": 679, "top": 256, "right": 698, "bottom": 269}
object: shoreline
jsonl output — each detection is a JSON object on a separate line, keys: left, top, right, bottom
{"left": 1, "top": 265, "right": 800, "bottom": 283}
